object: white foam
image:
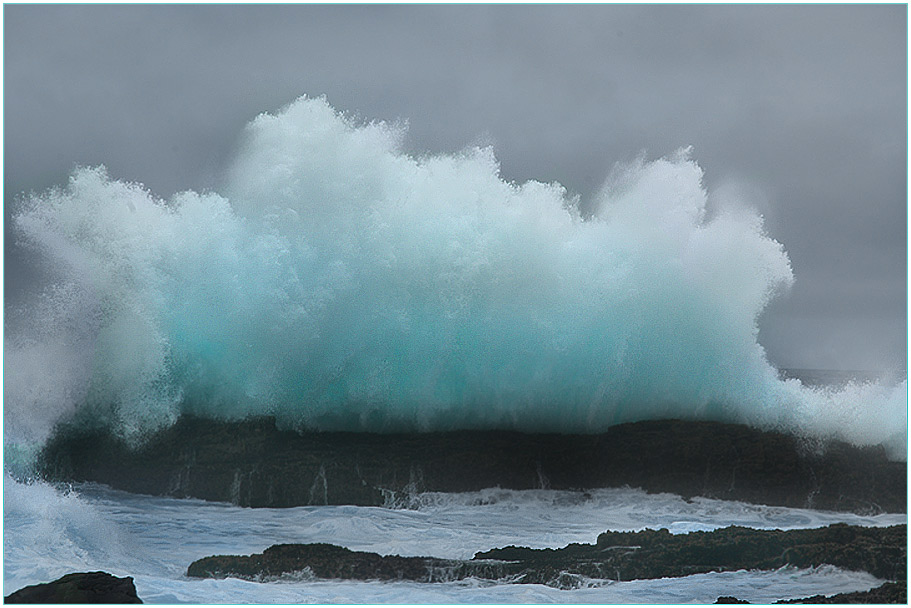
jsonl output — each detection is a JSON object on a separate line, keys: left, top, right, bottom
{"left": 2, "top": 475, "right": 131, "bottom": 592}
{"left": 5, "top": 482, "right": 896, "bottom": 603}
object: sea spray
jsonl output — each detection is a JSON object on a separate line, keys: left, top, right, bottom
{"left": 3, "top": 474, "right": 128, "bottom": 587}
{"left": 5, "top": 95, "right": 906, "bottom": 459}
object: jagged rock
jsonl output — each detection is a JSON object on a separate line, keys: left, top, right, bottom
{"left": 39, "top": 416, "right": 906, "bottom": 512}
{"left": 716, "top": 597, "right": 750, "bottom": 604}
{"left": 4, "top": 571, "right": 142, "bottom": 604}
{"left": 187, "top": 523, "right": 906, "bottom": 591}
{"left": 476, "top": 523, "right": 905, "bottom": 583}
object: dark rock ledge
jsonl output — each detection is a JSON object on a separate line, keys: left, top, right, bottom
{"left": 187, "top": 543, "right": 510, "bottom": 584}
{"left": 187, "top": 523, "right": 906, "bottom": 595}
{"left": 39, "top": 417, "right": 906, "bottom": 513}
{"left": 4, "top": 571, "right": 143, "bottom": 604}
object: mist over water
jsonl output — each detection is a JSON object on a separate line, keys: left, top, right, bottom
{"left": 4, "top": 96, "right": 906, "bottom": 459}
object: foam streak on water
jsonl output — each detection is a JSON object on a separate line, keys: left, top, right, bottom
{"left": 4, "top": 95, "right": 906, "bottom": 459}
{"left": 4, "top": 479, "right": 898, "bottom": 604}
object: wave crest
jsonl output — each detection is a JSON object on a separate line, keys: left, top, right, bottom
{"left": 5, "top": 96, "right": 905, "bottom": 459}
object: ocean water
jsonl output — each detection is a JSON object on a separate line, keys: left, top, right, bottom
{"left": 4, "top": 478, "right": 900, "bottom": 604}
{"left": 4, "top": 96, "right": 907, "bottom": 603}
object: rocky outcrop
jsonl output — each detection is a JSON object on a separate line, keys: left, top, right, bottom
{"left": 187, "top": 523, "right": 906, "bottom": 591}
{"left": 187, "top": 543, "right": 511, "bottom": 583}
{"left": 4, "top": 571, "right": 142, "bottom": 604}
{"left": 39, "top": 416, "right": 906, "bottom": 513}
{"left": 477, "top": 523, "right": 906, "bottom": 583}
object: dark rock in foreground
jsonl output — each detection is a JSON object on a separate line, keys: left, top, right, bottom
{"left": 187, "top": 543, "right": 510, "bottom": 583}
{"left": 477, "top": 523, "right": 906, "bottom": 583}
{"left": 39, "top": 416, "right": 905, "bottom": 513}
{"left": 4, "top": 571, "right": 143, "bottom": 604}
{"left": 187, "top": 523, "right": 906, "bottom": 592}
{"left": 777, "top": 580, "right": 907, "bottom": 604}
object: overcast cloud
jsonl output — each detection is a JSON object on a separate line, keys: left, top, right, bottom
{"left": 4, "top": 4, "right": 907, "bottom": 371}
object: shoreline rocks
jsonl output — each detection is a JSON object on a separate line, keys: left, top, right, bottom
{"left": 187, "top": 523, "right": 906, "bottom": 592}
{"left": 4, "top": 572, "right": 143, "bottom": 604}
{"left": 187, "top": 543, "right": 511, "bottom": 584}
{"left": 480, "top": 522, "right": 906, "bottom": 583}
{"left": 39, "top": 416, "right": 906, "bottom": 513}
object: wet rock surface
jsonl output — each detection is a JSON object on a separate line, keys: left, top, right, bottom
{"left": 38, "top": 416, "right": 906, "bottom": 513}
{"left": 187, "top": 523, "right": 906, "bottom": 592}
{"left": 4, "top": 571, "right": 143, "bottom": 604}
{"left": 187, "top": 543, "right": 511, "bottom": 583}
{"left": 478, "top": 523, "right": 906, "bottom": 583}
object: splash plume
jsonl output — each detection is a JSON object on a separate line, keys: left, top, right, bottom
{"left": 5, "top": 96, "right": 906, "bottom": 459}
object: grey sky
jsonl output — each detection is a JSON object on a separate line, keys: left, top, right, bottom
{"left": 4, "top": 4, "right": 907, "bottom": 371}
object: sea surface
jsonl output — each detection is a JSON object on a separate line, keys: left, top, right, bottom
{"left": 4, "top": 478, "right": 903, "bottom": 604}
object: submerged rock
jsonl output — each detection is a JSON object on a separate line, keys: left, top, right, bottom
{"left": 187, "top": 523, "right": 906, "bottom": 592}
{"left": 39, "top": 416, "right": 905, "bottom": 513}
{"left": 4, "top": 571, "right": 142, "bottom": 604}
